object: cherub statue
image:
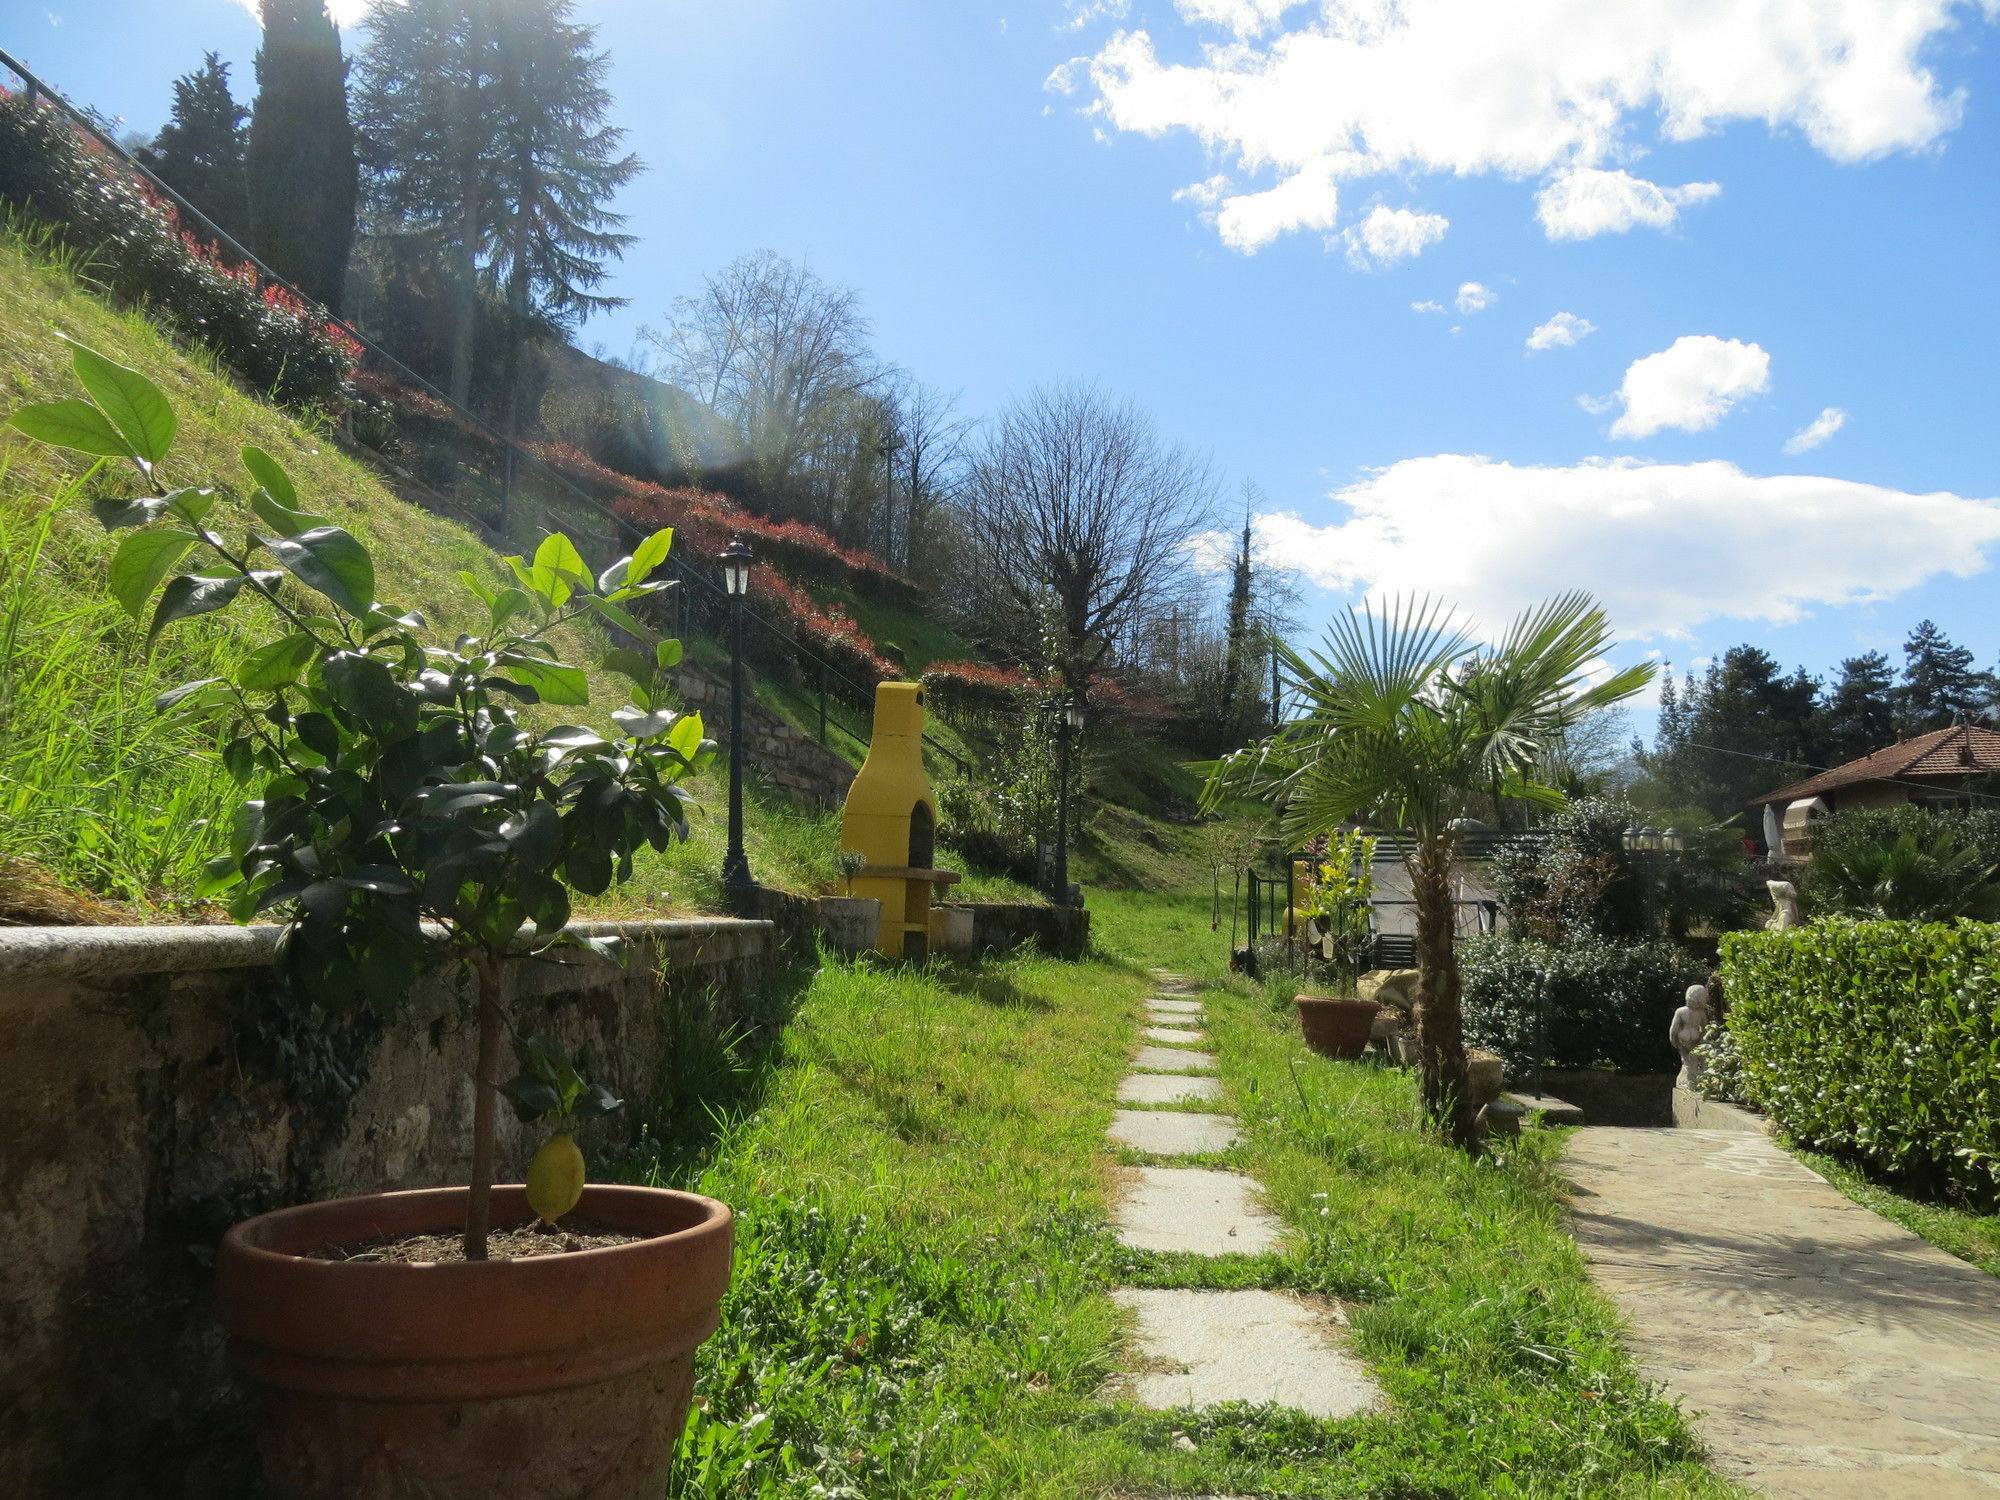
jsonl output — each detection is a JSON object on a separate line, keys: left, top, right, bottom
{"left": 1766, "top": 879, "right": 1800, "bottom": 932}
{"left": 1670, "top": 982, "right": 1713, "bottom": 1088}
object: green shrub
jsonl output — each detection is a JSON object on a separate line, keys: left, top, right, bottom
{"left": 1461, "top": 934, "right": 1699, "bottom": 1074}
{"left": 0, "top": 93, "right": 354, "bottom": 408}
{"left": 1722, "top": 921, "right": 2000, "bottom": 1204}
{"left": 1805, "top": 806, "right": 2000, "bottom": 919}
{"left": 1690, "top": 1023, "right": 1752, "bottom": 1106}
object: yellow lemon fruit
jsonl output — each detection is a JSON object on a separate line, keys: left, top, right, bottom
{"left": 525, "top": 1131, "right": 585, "bottom": 1226}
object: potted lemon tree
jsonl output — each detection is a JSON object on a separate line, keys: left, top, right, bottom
{"left": 10, "top": 338, "right": 733, "bottom": 1499}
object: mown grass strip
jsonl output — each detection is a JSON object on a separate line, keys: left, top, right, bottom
{"left": 611, "top": 894, "right": 1742, "bottom": 1498}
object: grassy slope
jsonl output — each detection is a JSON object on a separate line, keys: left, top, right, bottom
{"left": 0, "top": 229, "right": 837, "bottom": 911}
{"left": 621, "top": 890, "right": 1737, "bottom": 1499}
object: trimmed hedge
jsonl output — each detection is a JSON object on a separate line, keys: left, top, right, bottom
{"left": 1722, "top": 921, "right": 2000, "bottom": 1204}
{"left": 0, "top": 91, "right": 355, "bottom": 408}
{"left": 1461, "top": 935, "right": 1698, "bottom": 1074}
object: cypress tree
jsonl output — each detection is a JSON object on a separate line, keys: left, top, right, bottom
{"left": 1219, "top": 506, "right": 1257, "bottom": 735}
{"left": 141, "top": 53, "right": 249, "bottom": 245}
{"left": 245, "top": 0, "right": 359, "bottom": 312}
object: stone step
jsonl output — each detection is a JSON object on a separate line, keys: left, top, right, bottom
{"left": 1150, "top": 998, "right": 1203, "bottom": 1014}
{"left": 1109, "top": 1288, "right": 1382, "bottom": 1417}
{"left": 1118, "top": 1072, "right": 1222, "bottom": 1106}
{"left": 1107, "top": 1109, "right": 1241, "bottom": 1155}
{"left": 1132, "top": 1046, "right": 1218, "bottom": 1074}
{"left": 1505, "top": 1090, "right": 1586, "bottom": 1125}
{"left": 1147, "top": 1009, "right": 1203, "bottom": 1026}
{"left": 1143, "top": 1026, "right": 1207, "bottom": 1047}
{"left": 1113, "top": 1166, "right": 1281, "bottom": 1255}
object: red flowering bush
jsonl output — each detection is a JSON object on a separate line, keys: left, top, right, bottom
{"left": 919, "top": 660, "right": 1038, "bottom": 718}
{"left": 0, "top": 91, "right": 356, "bottom": 409}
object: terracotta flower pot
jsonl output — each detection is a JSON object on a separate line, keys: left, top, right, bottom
{"left": 1295, "top": 994, "right": 1381, "bottom": 1060}
{"left": 218, "top": 1183, "right": 733, "bottom": 1500}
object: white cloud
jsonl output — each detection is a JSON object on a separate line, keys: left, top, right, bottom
{"left": 1174, "top": 0, "right": 1304, "bottom": 35}
{"left": 1218, "top": 162, "right": 1342, "bottom": 250}
{"left": 1534, "top": 168, "right": 1720, "bottom": 240}
{"left": 1411, "top": 299, "right": 1446, "bottom": 313}
{"left": 1527, "top": 312, "right": 1597, "bottom": 351}
{"left": 1603, "top": 336, "right": 1771, "bottom": 440}
{"left": 1068, "top": 1, "right": 1984, "bottom": 251}
{"left": 1454, "top": 281, "right": 1495, "bottom": 314}
{"left": 1063, "top": 0, "right": 1130, "bottom": 31}
{"left": 1341, "top": 205, "right": 1448, "bottom": 267}
{"left": 1248, "top": 454, "right": 2000, "bottom": 639}
{"left": 1784, "top": 407, "right": 1849, "bottom": 454}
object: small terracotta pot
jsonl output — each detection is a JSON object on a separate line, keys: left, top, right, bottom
{"left": 218, "top": 1183, "right": 732, "bottom": 1500}
{"left": 1295, "top": 994, "right": 1381, "bottom": 1060}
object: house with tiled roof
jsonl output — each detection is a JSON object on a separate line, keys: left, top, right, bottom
{"left": 1749, "top": 722, "right": 2000, "bottom": 860}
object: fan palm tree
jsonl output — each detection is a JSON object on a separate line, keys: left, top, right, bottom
{"left": 1200, "top": 593, "right": 1653, "bottom": 1152}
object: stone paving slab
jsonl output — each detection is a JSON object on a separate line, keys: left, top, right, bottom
{"left": 1109, "top": 1288, "right": 1380, "bottom": 1416}
{"left": 1113, "top": 1168, "right": 1282, "bottom": 1255}
{"left": 1133, "top": 1045, "right": 1218, "bottom": 1073}
{"left": 1151, "top": 998, "right": 1204, "bottom": 1015}
{"left": 1565, "top": 1128, "right": 2000, "bottom": 1495}
{"left": 1107, "top": 1109, "right": 1241, "bottom": 1155}
{"left": 1144, "top": 1026, "right": 1207, "bottom": 1047}
{"left": 1118, "top": 1072, "right": 1222, "bottom": 1106}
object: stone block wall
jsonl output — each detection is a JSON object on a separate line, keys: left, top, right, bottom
{"left": 0, "top": 917, "right": 774, "bottom": 1498}
{"left": 672, "top": 663, "right": 857, "bottom": 809}
{"left": 959, "top": 901, "right": 1091, "bottom": 959}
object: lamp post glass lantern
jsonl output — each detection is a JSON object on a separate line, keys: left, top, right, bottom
{"left": 720, "top": 537, "right": 754, "bottom": 906}
{"left": 1052, "top": 697, "right": 1085, "bottom": 906}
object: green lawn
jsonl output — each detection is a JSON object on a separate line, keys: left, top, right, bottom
{"left": 618, "top": 889, "right": 1739, "bottom": 1498}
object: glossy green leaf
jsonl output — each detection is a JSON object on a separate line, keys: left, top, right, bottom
{"left": 627, "top": 527, "right": 673, "bottom": 587}
{"left": 267, "top": 526, "right": 375, "bottom": 617}
{"left": 10, "top": 398, "right": 132, "bottom": 458}
{"left": 148, "top": 573, "right": 245, "bottom": 643}
{"left": 655, "top": 639, "right": 683, "bottom": 671}
{"left": 109, "top": 528, "right": 199, "bottom": 618}
{"left": 237, "top": 632, "right": 318, "bottom": 690}
{"left": 496, "top": 655, "right": 589, "bottom": 706}
{"left": 240, "top": 444, "right": 297, "bottom": 508}
{"left": 65, "top": 338, "right": 176, "bottom": 463}
{"left": 248, "top": 486, "right": 327, "bottom": 539}
{"left": 587, "top": 595, "right": 645, "bottom": 637}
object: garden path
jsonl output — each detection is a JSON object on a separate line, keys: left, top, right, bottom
{"left": 1101, "top": 971, "right": 1380, "bottom": 1422}
{"left": 1567, "top": 1127, "right": 2000, "bottom": 1498}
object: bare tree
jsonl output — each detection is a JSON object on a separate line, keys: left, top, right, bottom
{"left": 958, "top": 385, "right": 1216, "bottom": 693}
{"left": 641, "top": 251, "right": 879, "bottom": 518}
{"left": 879, "top": 373, "right": 973, "bottom": 576}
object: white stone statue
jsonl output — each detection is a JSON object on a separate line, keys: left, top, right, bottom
{"left": 1766, "top": 879, "right": 1800, "bottom": 932}
{"left": 1670, "top": 983, "right": 1713, "bottom": 1088}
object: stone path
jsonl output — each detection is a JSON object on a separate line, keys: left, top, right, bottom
{"left": 1567, "top": 1127, "right": 2000, "bottom": 1497}
{"left": 1101, "top": 970, "right": 1381, "bottom": 1420}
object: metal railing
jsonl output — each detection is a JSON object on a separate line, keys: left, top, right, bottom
{"left": 0, "top": 44, "right": 968, "bottom": 779}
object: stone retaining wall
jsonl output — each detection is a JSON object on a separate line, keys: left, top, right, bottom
{"left": 960, "top": 901, "right": 1091, "bottom": 959}
{"left": 0, "top": 917, "right": 775, "bottom": 1499}
{"left": 673, "top": 663, "right": 856, "bottom": 808}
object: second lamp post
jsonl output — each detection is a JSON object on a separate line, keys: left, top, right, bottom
{"left": 1051, "top": 695, "right": 1085, "bottom": 907}
{"left": 720, "top": 536, "right": 755, "bottom": 913}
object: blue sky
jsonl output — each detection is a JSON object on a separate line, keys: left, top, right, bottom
{"left": 15, "top": 0, "right": 2000, "bottom": 705}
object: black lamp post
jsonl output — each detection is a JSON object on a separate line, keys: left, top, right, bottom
{"left": 1052, "top": 696, "right": 1085, "bottom": 906}
{"left": 719, "top": 536, "right": 755, "bottom": 911}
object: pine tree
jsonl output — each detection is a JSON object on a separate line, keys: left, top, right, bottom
{"left": 1898, "top": 620, "right": 1991, "bottom": 732}
{"left": 1636, "top": 647, "right": 1818, "bottom": 817}
{"left": 354, "top": 0, "right": 639, "bottom": 407}
{"left": 1819, "top": 651, "right": 1898, "bottom": 763}
{"left": 141, "top": 53, "right": 249, "bottom": 244}
{"left": 245, "top": 0, "right": 359, "bottom": 312}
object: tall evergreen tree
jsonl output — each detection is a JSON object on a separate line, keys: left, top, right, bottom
{"left": 246, "top": 0, "right": 359, "bottom": 312}
{"left": 354, "top": 0, "right": 639, "bottom": 407}
{"left": 141, "top": 53, "right": 249, "bottom": 244}
{"left": 1219, "top": 503, "right": 1258, "bottom": 735}
{"left": 1819, "top": 651, "right": 1898, "bottom": 763}
{"left": 1637, "top": 646, "right": 1819, "bottom": 817}
{"left": 1898, "top": 619, "right": 1991, "bottom": 732}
